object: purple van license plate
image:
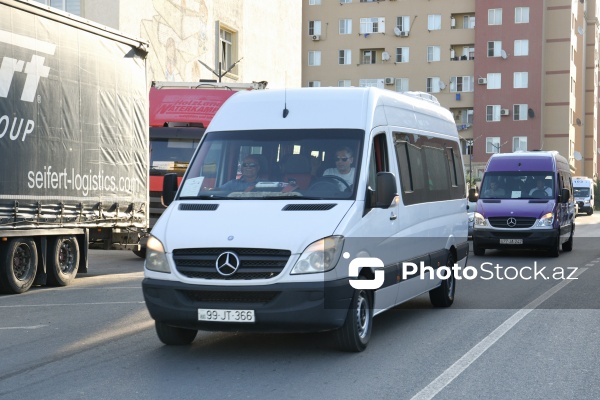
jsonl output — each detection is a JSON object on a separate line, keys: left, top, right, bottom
{"left": 499, "top": 239, "right": 523, "bottom": 245}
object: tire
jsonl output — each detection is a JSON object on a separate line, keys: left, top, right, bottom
{"left": 0, "top": 238, "right": 38, "bottom": 294}
{"left": 132, "top": 247, "right": 147, "bottom": 259}
{"left": 473, "top": 244, "right": 485, "bottom": 256}
{"left": 429, "top": 252, "right": 456, "bottom": 308}
{"left": 155, "top": 321, "right": 197, "bottom": 345}
{"left": 587, "top": 208, "right": 593, "bottom": 216}
{"left": 562, "top": 224, "right": 574, "bottom": 252}
{"left": 335, "top": 279, "right": 373, "bottom": 352}
{"left": 548, "top": 233, "right": 560, "bottom": 257}
{"left": 47, "top": 236, "right": 80, "bottom": 286}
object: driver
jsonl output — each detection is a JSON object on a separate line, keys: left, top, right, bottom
{"left": 219, "top": 155, "right": 261, "bottom": 191}
{"left": 322, "top": 146, "right": 355, "bottom": 188}
{"left": 528, "top": 179, "right": 552, "bottom": 197}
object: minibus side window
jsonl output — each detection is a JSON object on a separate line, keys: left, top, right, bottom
{"left": 368, "top": 133, "right": 390, "bottom": 192}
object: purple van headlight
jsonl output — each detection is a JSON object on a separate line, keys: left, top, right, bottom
{"left": 474, "top": 212, "right": 487, "bottom": 227}
{"left": 535, "top": 212, "right": 554, "bottom": 227}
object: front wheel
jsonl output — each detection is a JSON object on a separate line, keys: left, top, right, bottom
{"left": 335, "top": 281, "right": 373, "bottom": 352}
{"left": 155, "top": 321, "right": 197, "bottom": 345}
{"left": 47, "top": 236, "right": 80, "bottom": 286}
{"left": 0, "top": 238, "right": 38, "bottom": 294}
{"left": 562, "top": 224, "right": 574, "bottom": 252}
{"left": 429, "top": 252, "right": 456, "bottom": 307}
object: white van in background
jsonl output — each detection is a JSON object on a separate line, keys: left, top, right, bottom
{"left": 142, "top": 87, "right": 469, "bottom": 352}
{"left": 573, "top": 176, "right": 595, "bottom": 215}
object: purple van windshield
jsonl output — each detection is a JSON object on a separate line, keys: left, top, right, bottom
{"left": 480, "top": 172, "right": 554, "bottom": 200}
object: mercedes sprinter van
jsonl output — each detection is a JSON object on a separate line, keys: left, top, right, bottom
{"left": 142, "top": 87, "right": 469, "bottom": 351}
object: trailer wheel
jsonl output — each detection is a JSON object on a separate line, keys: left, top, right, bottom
{"left": 155, "top": 321, "right": 197, "bottom": 345}
{"left": 0, "top": 238, "right": 38, "bottom": 294}
{"left": 47, "top": 236, "right": 80, "bottom": 286}
{"left": 132, "top": 247, "right": 147, "bottom": 259}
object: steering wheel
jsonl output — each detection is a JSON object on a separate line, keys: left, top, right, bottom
{"left": 531, "top": 189, "right": 548, "bottom": 198}
{"left": 309, "top": 175, "right": 351, "bottom": 192}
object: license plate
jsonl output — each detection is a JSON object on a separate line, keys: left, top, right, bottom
{"left": 198, "top": 309, "right": 255, "bottom": 323}
{"left": 499, "top": 239, "right": 523, "bottom": 245}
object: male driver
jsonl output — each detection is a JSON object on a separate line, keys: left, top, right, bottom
{"left": 322, "top": 147, "right": 355, "bottom": 188}
{"left": 219, "top": 155, "right": 261, "bottom": 191}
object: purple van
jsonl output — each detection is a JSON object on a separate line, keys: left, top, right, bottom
{"left": 469, "top": 151, "right": 575, "bottom": 257}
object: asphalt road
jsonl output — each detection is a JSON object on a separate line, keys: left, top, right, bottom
{"left": 1, "top": 214, "right": 599, "bottom": 399}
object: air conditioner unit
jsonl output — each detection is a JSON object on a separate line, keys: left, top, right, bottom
{"left": 477, "top": 77, "right": 487, "bottom": 84}
{"left": 312, "top": 35, "right": 321, "bottom": 41}
{"left": 384, "top": 77, "right": 395, "bottom": 85}
{"left": 399, "top": 31, "right": 409, "bottom": 37}
{"left": 500, "top": 108, "right": 510, "bottom": 116}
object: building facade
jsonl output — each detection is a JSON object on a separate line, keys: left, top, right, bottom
{"left": 31, "top": 0, "right": 302, "bottom": 89}
{"left": 302, "top": 0, "right": 599, "bottom": 182}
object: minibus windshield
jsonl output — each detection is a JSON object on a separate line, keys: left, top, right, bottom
{"left": 178, "top": 129, "right": 364, "bottom": 200}
{"left": 480, "top": 172, "right": 554, "bottom": 199}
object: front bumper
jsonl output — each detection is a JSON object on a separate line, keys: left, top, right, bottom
{"left": 142, "top": 278, "right": 353, "bottom": 333}
{"left": 472, "top": 228, "right": 558, "bottom": 250}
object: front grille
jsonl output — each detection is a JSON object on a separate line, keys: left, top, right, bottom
{"left": 173, "top": 248, "right": 291, "bottom": 280}
{"left": 488, "top": 217, "right": 536, "bottom": 228}
{"left": 182, "top": 290, "right": 280, "bottom": 304}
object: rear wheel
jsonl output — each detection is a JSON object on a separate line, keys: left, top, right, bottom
{"left": 47, "top": 236, "right": 80, "bottom": 286}
{"left": 132, "top": 246, "right": 147, "bottom": 259}
{"left": 155, "top": 321, "right": 197, "bottom": 345}
{"left": 0, "top": 238, "right": 38, "bottom": 294}
{"left": 429, "top": 252, "right": 456, "bottom": 307}
{"left": 335, "top": 279, "right": 373, "bottom": 352}
{"left": 562, "top": 224, "right": 574, "bottom": 252}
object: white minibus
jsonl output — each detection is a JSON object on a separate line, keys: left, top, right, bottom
{"left": 143, "top": 87, "right": 469, "bottom": 351}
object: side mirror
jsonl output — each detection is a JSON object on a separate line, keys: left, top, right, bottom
{"left": 468, "top": 187, "right": 479, "bottom": 202}
{"left": 162, "top": 173, "right": 178, "bottom": 206}
{"left": 560, "top": 188, "right": 570, "bottom": 204}
{"left": 374, "top": 172, "right": 398, "bottom": 208}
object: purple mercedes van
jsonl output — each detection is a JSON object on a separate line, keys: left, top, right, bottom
{"left": 469, "top": 151, "right": 575, "bottom": 257}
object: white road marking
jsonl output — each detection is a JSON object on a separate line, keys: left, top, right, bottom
{"left": 0, "top": 325, "right": 47, "bottom": 330}
{"left": 411, "top": 267, "right": 587, "bottom": 400}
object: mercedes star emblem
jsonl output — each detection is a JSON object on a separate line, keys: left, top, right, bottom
{"left": 215, "top": 251, "right": 241, "bottom": 276}
{"left": 507, "top": 217, "right": 517, "bottom": 228}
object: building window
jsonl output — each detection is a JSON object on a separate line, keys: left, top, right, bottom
{"left": 308, "top": 51, "right": 321, "bottom": 66}
{"left": 514, "top": 40, "right": 529, "bottom": 56}
{"left": 339, "top": 49, "right": 352, "bottom": 65}
{"left": 219, "top": 27, "right": 238, "bottom": 75}
{"left": 308, "top": 81, "right": 321, "bottom": 87}
{"left": 426, "top": 77, "right": 442, "bottom": 93}
{"left": 488, "top": 8, "right": 502, "bottom": 25}
{"left": 360, "top": 18, "right": 385, "bottom": 34}
{"left": 359, "top": 79, "right": 381, "bottom": 88}
{"left": 487, "top": 41, "right": 502, "bottom": 57}
{"left": 33, "top": 0, "right": 80, "bottom": 15}
{"left": 513, "top": 104, "right": 528, "bottom": 121}
{"left": 514, "top": 72, "right": 528, "bottom": 88}
{"left": 396, "top": 16, "right": 410, "bottom": 32}
{"left": 450, "top": 76, "right": 473, "bottom": 92}
{"left": 486, "top": 106, "right": 501, "bottom": 122}
{"left": 427, "top": 46, "right": 441, "bottom": 62}
{"left": 487, "top": 73, "right": 501, "bottom": 89}
{"left": 394, "top": 78, "right": 409, "bottom": 92}
{"left": 309, "top": 21, "right": 322, "bottom": 36}
{"left": 362, "top": 50, "right": 377, "bottom": 64}
{"left": 515, "top": 7, "right": 529, "bottom": 23}
{"left": 396, "top": 47, "right": 409, "bottom": 63}
{"left": 428, "top": 15, "right": 441, "bottom": 30}
{"left": 309, "top": 0, "right": 321, "bottom": 5}
{"left": 460, "top": 109, "right": 474, "bottom": 124}
{"left": 338, "top": 80, "right": 352, "bottom": 87}
{"left": 340, "top": 0, "right": 352, "bottom": 3}
{"left": 463, "top": 16, "right": 476, "bottom": 29}
{"left": 486, "top": 137, "right": 501, "bottom": 153}
{"left": 339, "top": 19, "right": 352, "bottom": 34}
{"left": 513, "top": 137, "right": 527, "bottom": 152}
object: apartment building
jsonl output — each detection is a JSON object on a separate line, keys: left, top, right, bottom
{"left": 303, "top": 0, "right": 599, "bottom": 181}
{"left": 31, "top": 0, "right": 302, "bottom": 89}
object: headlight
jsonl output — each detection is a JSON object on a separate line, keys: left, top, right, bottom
{"left": 473, "top": 212, "right": 487, "bottom": 226}
{"left": 145, "top": 235, "right": 171, "bottom": 273}
{"left": 291, "top": 236, "right": 344, "bottom": 275}
{"left": 535, "top": 212, "right": 554, "bottom": 227}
